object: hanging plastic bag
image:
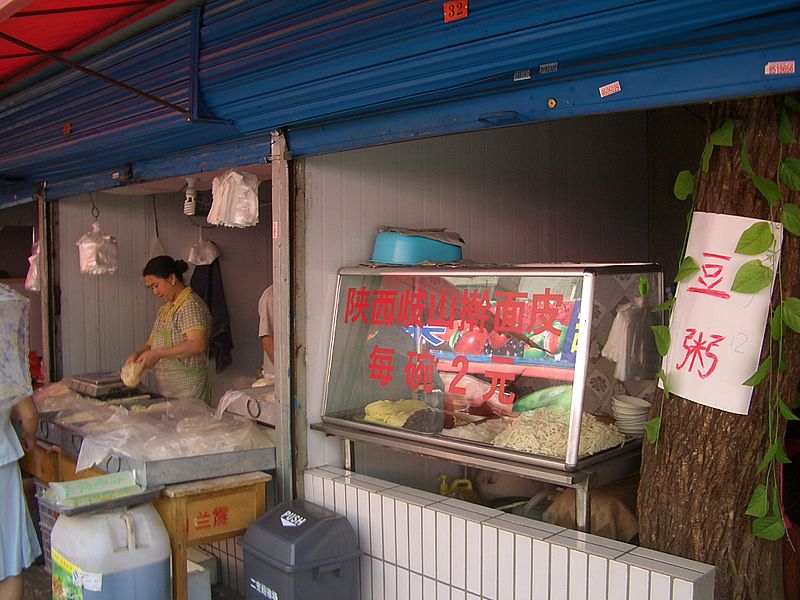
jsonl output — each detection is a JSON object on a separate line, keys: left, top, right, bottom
{"left": 187, "top": 227, "right": 220, "bottom": 266}
{"left": 76, "top": 221, "right": 119, "bottom": 275}
{"left": 188, "top": 240, "right": 220, "bottom": 266}
{"left": 24, "top": 241, "right": 41, "bottom": 291}
{"left": 208, "top": 170, "right": 259, "bottom": 228}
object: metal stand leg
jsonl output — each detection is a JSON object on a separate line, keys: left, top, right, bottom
{"left": 343, "top": 438, "right": 355, "bottom": 471}
{"left": 575, "top": 474, "right": 592, "bottom": 532}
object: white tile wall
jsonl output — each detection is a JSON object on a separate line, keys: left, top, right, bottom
{"left": 304, "top": 467, "right": 715, "bottom": 600}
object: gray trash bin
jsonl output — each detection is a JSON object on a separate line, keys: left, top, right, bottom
{"left": 239, "top": 499, "right": 360, "bottom": 600}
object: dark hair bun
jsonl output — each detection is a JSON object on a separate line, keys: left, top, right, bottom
{"left": 175, "top": 259, "right": 189, "bottom": 274}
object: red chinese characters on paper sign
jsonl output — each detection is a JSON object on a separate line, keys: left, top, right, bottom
{"left": 675, "top": 328, "right": 725, "bottom": 379}
{"left": 686, "top": 252, "right": 731, "bottom": 300}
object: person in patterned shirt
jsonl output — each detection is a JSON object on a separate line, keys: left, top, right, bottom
{"left": 125, "top": 256, "right": 212, "bottom": 401}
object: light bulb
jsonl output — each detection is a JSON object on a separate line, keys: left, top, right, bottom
{"left": 184, "top": 177, "right": 197, "bottom": 216}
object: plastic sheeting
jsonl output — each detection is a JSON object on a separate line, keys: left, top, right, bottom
{"left": 76, "top": 398, "right": 273, "bottom": 471}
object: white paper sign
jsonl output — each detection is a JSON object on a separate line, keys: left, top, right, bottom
{"left": 663, "top": 212, "right": 782, "bottom": 414}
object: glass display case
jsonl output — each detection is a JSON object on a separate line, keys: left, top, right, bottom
{"left": 322, "top": 264, "right": 663, "bottom": 471}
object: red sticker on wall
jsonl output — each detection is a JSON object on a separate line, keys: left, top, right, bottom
{"left": 764, "top": 61, "right": 795, "bottom": 76}
{"left": 443, "top": 0, "right": 468, "bottom": 23}
{"left": 599, "top": 80, "right": 622, "bottom": 98}
{"left": 273, "top": 221, "right": 278, "bottom": 239}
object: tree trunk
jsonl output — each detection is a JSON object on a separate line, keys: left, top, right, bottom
{"left": 638, "top": 95, "right": 800, "bottom": 599}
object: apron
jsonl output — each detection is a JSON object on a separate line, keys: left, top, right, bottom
{"left": 150, "top": 287, "right": 210, "bottom": 401}
{"left": 151, "top": 329, "right": 209, "bottom": 400}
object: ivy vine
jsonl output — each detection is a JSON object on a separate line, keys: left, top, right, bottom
{"left": 647, "top": 95, "right": 800, "bottom": 542}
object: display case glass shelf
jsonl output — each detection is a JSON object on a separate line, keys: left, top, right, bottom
{"left": 322, "top": 264, "right": 663, "bottom": 470}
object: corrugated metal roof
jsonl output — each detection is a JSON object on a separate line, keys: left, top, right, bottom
{"left": 0, "top": 0, "right": 798, "bottom": 203}
{"left": 0, "top": 0, "right": 178, "bottom": 86}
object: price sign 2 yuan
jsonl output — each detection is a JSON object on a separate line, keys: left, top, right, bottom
{"left": 443, "top": 0, "right": 468, "bottom": 23}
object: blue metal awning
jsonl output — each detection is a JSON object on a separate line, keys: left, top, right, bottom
{"left": 1, "top": 0, "right": 798, "bottom": 205}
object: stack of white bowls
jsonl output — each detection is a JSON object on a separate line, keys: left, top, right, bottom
{"left": 611, "top": 394, "right": 651, "bottom": 436}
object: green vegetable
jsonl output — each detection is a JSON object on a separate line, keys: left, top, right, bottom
{"left": 512, "top": 385, "right": 574, "bottom": 413}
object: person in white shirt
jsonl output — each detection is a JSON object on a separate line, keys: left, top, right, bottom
{"left": 258, "top": 285, "right": 274, "bottom": 379}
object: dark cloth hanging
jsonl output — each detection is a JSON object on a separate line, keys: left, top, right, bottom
{"left": 189, "top": 258, "right": 234, "bottom": 372}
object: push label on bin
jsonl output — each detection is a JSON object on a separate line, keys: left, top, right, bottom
{"left": 279, "top": 510, "right": 306, "bottom": 528}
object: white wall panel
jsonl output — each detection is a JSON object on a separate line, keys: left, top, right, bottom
{"left": 305, "top": 113, "right": 649, "bottom": 467}
{"left": 57, "top": 187, "right": 270, "bottom": 402}
{"left": 304, "top": 468, "right": 716, "bottom": 599}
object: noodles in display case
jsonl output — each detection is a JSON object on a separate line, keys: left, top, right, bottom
{"left": 321, "top": 264, "right": 663, "bottom": 471}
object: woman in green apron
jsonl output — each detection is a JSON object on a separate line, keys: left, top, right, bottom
{"left": 125, "top": 256, "right": 212, "bottom": 401}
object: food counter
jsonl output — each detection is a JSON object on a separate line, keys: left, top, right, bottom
{"left": 29, "top": 381, "right": 277, "bottom": 486}
{"left": 315, "top": 264, "right": 663, "bottom": 529}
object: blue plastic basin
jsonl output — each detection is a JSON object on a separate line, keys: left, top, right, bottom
{"left": 371, "top": 231, "right": 462, "bottom": 265}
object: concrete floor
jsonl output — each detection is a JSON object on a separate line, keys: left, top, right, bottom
{"left": 21, "top": 563, "right": 50, "bottom": 600}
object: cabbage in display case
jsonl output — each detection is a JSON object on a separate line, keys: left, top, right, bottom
{"left": 322, "top": 264, "right": 663, "bottom": 470}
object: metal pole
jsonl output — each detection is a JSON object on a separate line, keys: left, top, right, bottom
{"left": 0, "top": 32, "right": 190, "bottom": 118}
{"left": 271, "top": 131, "right": 293, "bottom": 502}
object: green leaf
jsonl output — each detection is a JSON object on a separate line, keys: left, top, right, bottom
{"left": 644, "top": 417, "right": 661, "bottom": 445}
{"left": 778, "top": 397, "right": 799, "bottom": 421}
{"left": 786, "top": 96, "right": 800, "bottom": 111}
{"left": 743, "top": 356, "right": 772, "bottom": 386}
{"left": 752, "top": 175, "right": 781, "bottom": 207}
{"left": 701, "top": 142, "right": 713, "bottom": 173}
{"left": 674, "top": 256, "right": 700, "bottom": 282}
{"left": 757, "top": 443, "right": 777, "bottom": 473}
{"left": 745, "top": 484, "right": 768, "bottom": 517}
{"left": 735, "top": 222, "right": 775, "bottom": 255}
{"left": 710, "top": 119, "right": 735, "bottom": 147}
{"left": 741, "top": 141, "right": 754, "bottom": 175}
{"left": 782, "top": 203, "right": 800, "bottom": 237}
{"left": 771, "top": 306, "right": 784, "bottom": 341}
{"left": 657, "top": 369, "right": 671, "bottom": 398}
{"left": 651, "top": 326, "right": 671, "bottom": 357}
{"left": 651, "top": 298, "right": 675, "bottom": 313}
{"left": 780, "top": 158, "right": 800, "bottom": 192}
{"left": 783, "top": 297, "right": 800, "bottom": 333}
{"left": 731, "top": 260, "right": 773, "bottom": 294}
{"left": 772, "top": 487, "right": 782, "bottom": 520}
{"left": 673, "top": 170, "right": 695, "bottom": 200}
{"left": 779, "top": 108, "right": 798, "bottom": 144}
{"left": 752, "top": 515, "right": 787, "bottom": 541}
{"left": 638, "top": 276, "right": 649, "bottom": 298}
{"left": 775, "top": 441, "right": 792, "bottom": 465}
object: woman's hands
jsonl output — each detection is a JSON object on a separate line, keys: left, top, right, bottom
{"left": 136, "top": 349, "right": 162, "bottom": 370}
{"left": 12, "top": 396, "right": 38, "bottom": 453}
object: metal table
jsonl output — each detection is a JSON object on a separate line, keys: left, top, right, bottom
{"left": 310, "top": 421, "right": 642, "bottom": 532}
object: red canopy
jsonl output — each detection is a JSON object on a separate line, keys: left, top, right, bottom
{"left": 0, "top": 0, "right": 175, "bottom": 87}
